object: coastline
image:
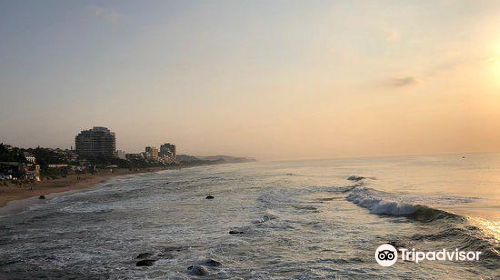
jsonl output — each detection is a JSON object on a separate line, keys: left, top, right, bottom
{"left": 0, "top": 164, "right": 204, "bottom": 212}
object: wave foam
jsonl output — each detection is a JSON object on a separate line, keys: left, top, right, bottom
{"left": 346, "top": 186, "right": 418, "bottom": 216}
{"left": 345, "top": 186, "right": 479, "bottom": 221}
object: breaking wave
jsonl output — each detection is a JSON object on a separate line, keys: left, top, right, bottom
{"left": 345, "top": 186, "right": 461, "bottom": 222}
{"left": 344, "top": 185, "right": 499, "bottom": 264}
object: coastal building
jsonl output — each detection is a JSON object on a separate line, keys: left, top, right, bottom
{"left": 52, "top": 148, "right": 79, "bottom": 162}
{"left": 116, "top": 150, "right": 127, "bottom": 160}
{"left": 0, "top": 162, "right": 40, "bottom": 181}
{"left": 23, "top": 152, "right": 36, "bottom": 164}
{"left": 145, "top": 146, "right": 159, "bottom": 159}
{"left": 160, "top": 143, "right": 177, "bottom": 163}
{"left": 75, "top": 127, "right": 116, "bottom": 158}
{"left": 126, "top": 153, "right": 145, "bottom": 161}
{"left": 48, "top": 164, "right": 69, "bottom": 168}
{"left": 2, "top": 144, "right": 13, "bottom": 151}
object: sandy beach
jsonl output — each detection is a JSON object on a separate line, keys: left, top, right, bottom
{"left": 0, "top": 167, "right": 167, "bottom": 209}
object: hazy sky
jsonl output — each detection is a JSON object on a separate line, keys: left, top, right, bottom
{"left": 1, "top": 0, "right": 499, "bottom": 160}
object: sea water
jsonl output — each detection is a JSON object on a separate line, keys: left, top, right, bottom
{"left": 0, "top": 153, "right": 498, "bottom": 279}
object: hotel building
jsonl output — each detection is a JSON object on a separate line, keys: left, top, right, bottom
{"left": 75, "top": 127, "right": 116, "bottom": 158}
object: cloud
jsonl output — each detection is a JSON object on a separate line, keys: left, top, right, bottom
{"left": 389, "top": 76, "right": 420, "bottom": 87}
{"left": 87, "top": 5, "right": 122, "bottom": 23}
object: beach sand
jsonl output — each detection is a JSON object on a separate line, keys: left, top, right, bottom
{"left": 0, "top": 168, "right": 165, "bottom": 209}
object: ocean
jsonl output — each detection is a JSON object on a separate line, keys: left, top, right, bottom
{"left": 0, "top": 153, "right": 499, "bottom": 279}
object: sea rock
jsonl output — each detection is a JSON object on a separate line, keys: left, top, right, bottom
{"left": 347, "top": 175, "right": 365, "bottom": 182}
{"left": 187, "top": 265, "right": 209, "bottom": 276}
{"left": 347, "top": 175, "right": 376, "bottom": 181}
{"left": 206, "top": 195, "right": 214, "bottom": 199}
{"left": 203, "top": 259, "right": 222, "bottom": 267}
{"left": 229, "top": 230, "right": 244, "bottom": 235}
{"left": 136, "top": 252, "right": 153, "bottom": 259}
{"left": 38, "top": 195, "right": 46, "bottom": 199}
{"left": 136, "top": 259, "right": 156, "bottom": 266}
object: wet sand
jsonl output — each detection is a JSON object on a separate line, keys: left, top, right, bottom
{"left": 0, "top": 167, "right": 166, "bottom": 209}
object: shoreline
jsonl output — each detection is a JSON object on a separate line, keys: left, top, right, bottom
{"left": 0, "top": 164, "right": 209, "bottom": 215}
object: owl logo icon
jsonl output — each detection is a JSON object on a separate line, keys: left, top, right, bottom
{"left": 375, "top": 244, "right": 398, "bottom": 266}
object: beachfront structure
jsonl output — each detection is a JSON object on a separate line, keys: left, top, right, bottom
{"left": 75, "top": 127, "right": 116, "bottom": 158}
{"left": 160, "top": 143, "right": 176, "bottom": 163}
{"left": 116, "top": 150, "right": 127, "bottom": 160}
{"left": 126, "top": 153, "right": 145, "bottom": 161}
{"left": 23, "top": 152, "right": 36, "bottom": 164}
{"left": 145, "top": 146, "right": 159, "bottom": 159}
{"left": 0, "top": 162, "right": 40, "bottom": 181}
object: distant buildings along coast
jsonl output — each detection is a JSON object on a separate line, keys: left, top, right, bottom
{"left": 141, "top": 144, "right": 176, "bottom": 164}
{"left": 0, "top": 126, "right": 253, "bottom": 182}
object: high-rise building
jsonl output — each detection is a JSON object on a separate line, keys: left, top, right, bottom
{"left": 75, "top": 127, "right": 116, "bottom": 158}
{"left": 145, "top": 146, "right": 159, "bottom": 159}
{"left": 160, "top": 143, "right": 176, "bottom": 162}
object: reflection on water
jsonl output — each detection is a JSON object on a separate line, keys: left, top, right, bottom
{"left": 467, "top": 217, "right": 500, "bottom": 242}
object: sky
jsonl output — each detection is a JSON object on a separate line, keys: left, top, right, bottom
{"left": 0, "top": 0, "right": 499, "bottom": 160}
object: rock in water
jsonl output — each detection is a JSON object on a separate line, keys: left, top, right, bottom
{"left": 38, "top": 195, "right": 46, "bottom": 199}
{"left": 229, "top": 230, "right": 244, "bottom": 235}
{"left": 347, "top": 175, "right": 365, "bottom": 182}
{"left": 206, "top": 195, "right": 214, "bottom": 199}
{"left": 136, "top": 259, "right": 156, "bottom": 266}
{"left": 187, "top": 265, "right": 209, "bottom": 276}
{"left": 203, "top": 259, "right": 222, "bottom": 267}
{"left": 136, "top": 252, "right": 153, "bottom": 259}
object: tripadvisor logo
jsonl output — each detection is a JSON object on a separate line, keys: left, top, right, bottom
{"left": 375, "top": 244, "right": 398, "bottom": 266}
{"left": 375, "top": 244, "right": 482, "bottom": 267}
